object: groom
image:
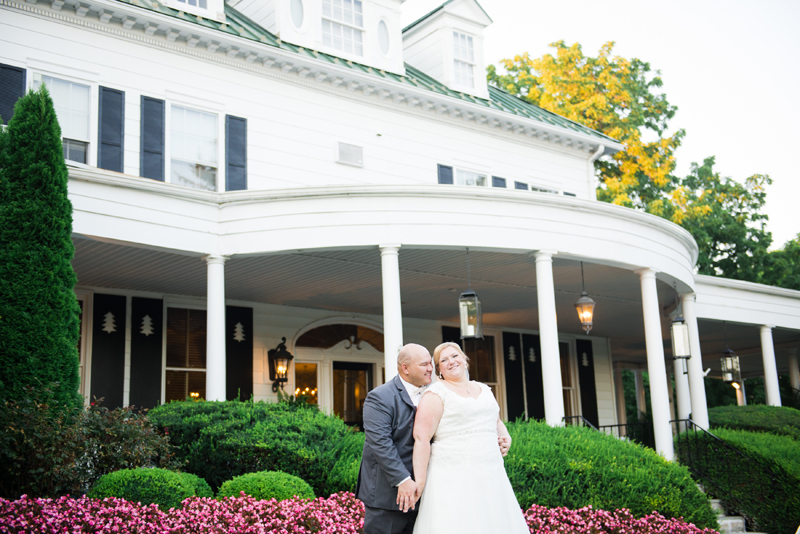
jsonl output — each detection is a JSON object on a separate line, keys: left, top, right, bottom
{"left": 357, "top": 343, "right": 434, "bottom": 534}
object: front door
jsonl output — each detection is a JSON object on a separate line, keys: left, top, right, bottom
{"left": 333, "top": 361, "right": 373, "bottom": 428}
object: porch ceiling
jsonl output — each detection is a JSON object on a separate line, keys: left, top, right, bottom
{"left": 72, "top": 236, "right": 799, "bottom": 375}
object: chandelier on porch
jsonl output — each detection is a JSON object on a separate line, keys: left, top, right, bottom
{"left": 720, "top": 322, "right": 741, "bottom": 385}
{"left": 459, "top": 248, "right": 483, "bottom": 339}
{"left": 268, "top": 337, "right": 294, "bottom": 392}
{"left": 574, "top": 262, "right": 596, "bottom": 334}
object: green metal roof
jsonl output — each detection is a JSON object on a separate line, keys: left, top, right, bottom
{"left": 113, "top": 0, "right": 615, "bottom": 143}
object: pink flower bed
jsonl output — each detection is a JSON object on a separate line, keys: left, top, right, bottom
{"left": 0, "top": 493, "right": 718, "bottom": 534}
{"left": 524, "top": 504, "right": 720, "bottom": 534}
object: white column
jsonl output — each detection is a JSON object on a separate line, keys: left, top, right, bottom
{"left": 205, "top": 255, "right": 228, "bottom": 401}
{"left": 635, "top": 268, "right": 674, "bottom": 461}
{"left": 682, "top": 293, "right": 709, "bottom": 429}
{"left": 535, "top": 251, "right": 564, "bottom": 426}
{"left": 788, "top": 348, "right": 800, "bottom": 391}
{"left": 380, "top": 244, "right": 403, "bottom": 381}
{"left": 613, "top": 366, "right": 628, "bottom": 429}
{"left": 634, "top": 369, "right": 646, "bottom": 419}
{"left": 672, "top": 357, "right": 691, "bottom": 422}
{"left": 760, "top": 325, "right": 781, "bottom": 407}
{"left": 736, "top": 381, "right": 746, "bottom": 406}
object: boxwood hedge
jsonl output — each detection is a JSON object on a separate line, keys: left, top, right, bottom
{"left": 708, "top": 405, "right": 800, "bottom": 440}
{"left": 505, "top": 420, "right": 718, "bottom": 530}
{"left": 147, "top": 400, "right": 364, "bottom": 497}
{"left": 217, "top": 470, "right": 315, "bottom": 501}
{"left": 88, "top": 468, "right": 211, "bottom": 510}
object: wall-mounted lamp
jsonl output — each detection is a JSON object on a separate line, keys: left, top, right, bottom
{"left": 268, "top": 337, "right": 294, "bottom": 393}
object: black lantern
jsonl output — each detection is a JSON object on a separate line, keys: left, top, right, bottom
{"left": 574, "top": 262, "right": 596, "bottom": 334}
{"left": 268, "top": 337, "right": 294, "bottom": 392}
{"left": 459, "top": 248, "right": 483, "bottom": 339}
{"left": 720, "top": 347, "right": 741, "bottom": 384}
{"left": 671, "top": 315, "right": 691, "bottom": 360}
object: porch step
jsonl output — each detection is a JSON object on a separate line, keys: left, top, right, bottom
{"left": 717, "top": 515, "right": 746, "bottom": 533}
{"left": 709, "top": 498, "right": 725, "bottom": 515}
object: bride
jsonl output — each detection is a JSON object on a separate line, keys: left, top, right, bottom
{"left": 411, "top": 342, "right": 529, "bottom": 533}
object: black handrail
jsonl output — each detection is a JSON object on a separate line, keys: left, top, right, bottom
{"left": 562, "top": 415, "right": 598, "bottom": 430}
{"left": 598, "top": 421, "right": 655, "bottom": 450}
{"left": 671, "top": 418, "right": 777, "bottom": 532}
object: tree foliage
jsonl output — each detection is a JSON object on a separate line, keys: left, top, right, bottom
{"left": 488, "top": 41, "right": 685, "bottom": 213}
{"left": 0, "top": 86, "right": 81, "bottom": 409}
{"left": 488, "top": 42, "right": 795, "bottom": 284}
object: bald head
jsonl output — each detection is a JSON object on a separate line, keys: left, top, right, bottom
{"left": 396, "top": 343, "right": 434, "bottom": 387}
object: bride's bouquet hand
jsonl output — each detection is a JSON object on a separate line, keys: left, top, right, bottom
{"left": 498, "top": 436, "right": 511, "bottom": 457}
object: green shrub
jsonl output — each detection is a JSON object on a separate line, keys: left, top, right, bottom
{"left": 88, "top": 468, "right": 199, "bottom": 510}
{"left": 148, "top": 399, "right": 364, "bottom": 496}
{"left": 711, "top": 428, "right": 800, "bottom": 478}
{"left": 217, "top": 471, "right": 315, "bottom": 501}
{"left": 0, "top": 86, "right": 82, "bottom": 412}
{"left": 675, "top": 429, "right": 800, "bottom": 534}
{"left": 505, "top": 420, "right": 718, "bottom": 530}
{"left": 178, "top": 472, "right": 213, "bottom": 498}
{"left": 709, "top": 405, "right": 800, "bottom": 440}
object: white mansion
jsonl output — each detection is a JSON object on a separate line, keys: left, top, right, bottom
{"left": 2, "top": 0, "right": 799, "bottom": 460}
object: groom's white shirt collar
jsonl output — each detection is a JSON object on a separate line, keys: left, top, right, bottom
{"left": 398, "top": 376, "right": 427, "bottom": 407}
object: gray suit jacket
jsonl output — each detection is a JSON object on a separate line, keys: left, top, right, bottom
{"left": 356, "top": 374, "right": 417, "bottom": 510}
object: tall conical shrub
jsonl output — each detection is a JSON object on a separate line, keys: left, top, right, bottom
{"left": 0, "top": 86, "right": 81, "bottom": 410}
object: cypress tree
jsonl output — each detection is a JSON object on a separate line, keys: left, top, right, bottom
{"left": 0, "top": 86, "right": 82, "bottom": 410}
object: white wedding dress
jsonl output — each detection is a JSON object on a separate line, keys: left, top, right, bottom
{"left": 412, "top": 380, "right": 530, "bottom": 534}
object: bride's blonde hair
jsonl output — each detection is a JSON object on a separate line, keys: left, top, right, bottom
{"left": 432, "top": 342, "right": 470, "bottom": 377}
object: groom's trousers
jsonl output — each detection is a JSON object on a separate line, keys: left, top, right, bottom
{"left": 364, "top": 505, "right": 418, "bottom": 534}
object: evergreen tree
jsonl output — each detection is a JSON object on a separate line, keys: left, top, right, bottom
{"left": 0, "top": 86, "right": 81, "bottom": 410}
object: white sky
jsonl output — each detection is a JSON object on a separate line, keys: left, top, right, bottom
{"left": 402, "top": 0, "right": 800, "bottom": 249}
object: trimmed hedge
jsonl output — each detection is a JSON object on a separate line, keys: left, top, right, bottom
{"left": 708, "top": 405, "right": 800, "bottom": 440}
{"left": 217, "top": 471, "right": 314, "bottom": 501}
{"left": 148, "top": 400, "right": 364, "bottom": 496}
{"left": 675, "top": 430, "right": 800, "bottom": 534}
{"left": 505, "top": 420, "right": 718, "bottom": 530}
{"left": 88, "top": 468, "right": 211, "bottom": 511}
{"left": 711, "top": 428, "right": 800, "bottom": 479}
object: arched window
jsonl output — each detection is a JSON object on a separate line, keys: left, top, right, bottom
{"left": 296, "top": 324, "right": 383, "bottom": 352}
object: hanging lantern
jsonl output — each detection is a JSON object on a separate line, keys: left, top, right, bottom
{"left": 574, "top": 262, "right": 596, "bottom": 334}
{"left": 720, "top": 348, "right": 741, "bottom": 384}
{"left": 671, "top": 314, "right": 691, "bottom": 360}
{"left": 459, "top": 248, "right": 483, "bottom": 339}
{"left": 574, "top": 291, "right": 596, "bottom": 334}
{"left": 459, "top": 289, "right": 483, "bottom": 339}
{"left": 268, "top": 337, "right": 294, "bottom": 392}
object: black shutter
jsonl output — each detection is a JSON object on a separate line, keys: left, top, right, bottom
{"left": 129, "top": 297, "right": 163, "bottom": 409}
{"left": 522, "top": 334, "right": 545, "bottom": 420}
{"left": 492, "top": 176, "right": 506, "bottom": 188}
{"left": 576, "top": 339, "right": 599, "bottom": 427}
{"left": 98, "top": 86, "right": 125, "bottom": 173}
{"left": 226, "top": 306, "right": 253, "bottom": 400}
{"left": 140, "top": 96, "right": 165, "bottom": 181}
{"left": 441, "top": 326, "right": 461, "bottom": 344}
{"left": 91, "top": 293, "right": 127, "bottom": 408}
{"left": 225, "top": 115, "right": 247, "bottom": 191}
{"left": 502, "top": 332, "right": 525, "bottom": 421}
{"left": 0, "top": 63, "right": 25, "bottom": 125}
{"left": 437, "top": 164, "right": 453, "bottom": 185}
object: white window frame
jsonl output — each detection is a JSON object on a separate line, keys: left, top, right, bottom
{"left": 31, "top": 71, "right": 97, "bottom": 167}
{"left": 165, "top": 100, "right": 223, "bottom": 192}
{"left": 321, "top": 0, "right": 365, "bottom": 58}
{"left": 161, "top": 0, "right": 226, "bottom": 22}
{"left": 455, "top": 167, "right": 488, "bottom": 187}
{"left": 452, "top": 31, "right": 475, "bottom": 89}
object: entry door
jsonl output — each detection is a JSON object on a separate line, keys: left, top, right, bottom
{"left": 332, "top": 361, "right": 373, "bottom": 428}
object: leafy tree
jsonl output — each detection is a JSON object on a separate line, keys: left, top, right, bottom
{"left": 677, "top": 157, "right": 772, "bottom": 280}
{"left": 761, "top": 233, "right": 800, "bottom": 290}
{"left": 0, "top": 86, "right": 81, "bottom": 410}
{"left": 488, "top": 41, "right": 685, "bottom": 214}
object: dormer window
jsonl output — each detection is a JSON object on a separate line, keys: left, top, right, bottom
{"left": 322, "top": 0, "right": 364, "bottom": 57}
{"left": 453, "top": 31, "right": 475, "bottom": 88}
{"left": 178, "top": 0, "right": 207, "bottom": 9}
{"left": 162, "top": 0, "right": 225, "bottom": 23}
